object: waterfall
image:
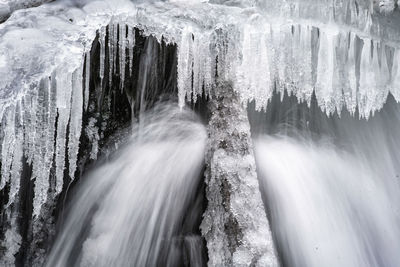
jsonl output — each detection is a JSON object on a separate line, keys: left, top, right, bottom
{"left": 46, "top": 103, "right": 207, "bottom": 267}
{"left": 252, "top": 94, "right": 400, "bottom": 267}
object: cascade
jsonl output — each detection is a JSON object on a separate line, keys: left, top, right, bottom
{"left": 46, "top": 104, "right": 207, "bottom": 267}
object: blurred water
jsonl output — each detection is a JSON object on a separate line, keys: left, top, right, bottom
{"left": 252, "top": 93, "right": 400, "bottom": 267}
{"left": 46, "top": 103, "right": 206, "bottom": 267}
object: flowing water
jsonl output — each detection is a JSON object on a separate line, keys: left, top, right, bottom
{"left": 46, "top": 104, "right": 206, "bottom": 267}
{"left": 252, "top": 94, "right": 400, "bottom": 267}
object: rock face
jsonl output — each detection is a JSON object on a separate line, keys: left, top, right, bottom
{"left": 201, "top": 81, "right": 278, "bottom": 267}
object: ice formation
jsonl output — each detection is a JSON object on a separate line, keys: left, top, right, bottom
{"left": 0, "top": 0, "right": 54, "bottom": 22}
{"left": 0, "top": 0, "right": 399, "bottom": 265}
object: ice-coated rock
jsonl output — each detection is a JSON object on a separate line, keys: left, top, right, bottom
{"left": 201, "top": 81, "right": 278, "bottom": 266}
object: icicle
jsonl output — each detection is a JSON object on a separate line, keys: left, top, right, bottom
{"left": 358, "top": 38, "right": 388, "bottom": 118}
{"left": 7, "top": 102, "right": 23, "bottom": 207}
{"left": 23, "top": 88, "right": 39, "bottom": 165}
{"left": 236, "top": 22, "right": 272, "bottom": 110}
{"left": 0, "top": 106, "right": 16, "bottom": 190}
{"left": 32, "top": 77, "right": 54, "bottom": 217}
{"left": 391, "top": 49, "right": 400, "bottom": 101}
{"left": 275, "top": 24, "right": 293, "bottom": 98}
{"left": 203, "top": 36, "right": 213, "bottom": 97}
{"left": 68, "top": 65, "right": 84, "bottom": 180}
{"left": 212, "top": 26, "right": 239, "bottom": 83}
{"left": 295, "top": 24, "right": 313, "bottom": 104}
{"left": 55, "top": 70, "right": 73, "bottom": 194}
{"left": 285, "top": 25, "right": 298, "bottom": 95}
{"left": 113, "top": 23, "right": 118, "bottom": 74}
{"left": 359, "top": 38, "right": 377, "bottom": 118}
{"left": 109, "top": 23, "right": 114, "bottom": 87}
{"left": 315, "top": 28, "right": 339, "bottom": 114}
{"left": 84, "top": 52, "right": 90, "bottom": 111}
{"left": 99, "top": 27, "right": 106, "bottom": 88}
{"left": 343, "top": 32, "right": 358, "bottom": 114}
{"left": 119, "top": 24, "right": 126, "bottom": 91}
{"left": 375, "top": 43, "right": 391, "bottom": 108}
{"left": 177, "top": 27, "right": 194, "bottom": 109}
{"left": 268, "top": 23, "right": 282, "bottom": 95}
{"left": 192, "top": 33, "right": 213, "bottom": 102}
{"left": 127, "top": 26, "right": 135, "bottom": 75}
{"left": 192, "top": 35, "right": 202, "bottom": 103}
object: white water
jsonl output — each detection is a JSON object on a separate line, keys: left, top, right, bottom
{"left": 46, "top": 104, "right": 206, "bottom": 267}
{"left": 254, "top": 101, "right": 400, "bottom": 267}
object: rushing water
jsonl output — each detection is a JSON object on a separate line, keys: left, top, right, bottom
{"left": 46, "top": 91, "right": 400, "bottom": 267}
{"left": 46, "top": 104, "right": 206, "bottom": 267}
{"left": 252, "top": 93, "right": 400, "bottom": 267}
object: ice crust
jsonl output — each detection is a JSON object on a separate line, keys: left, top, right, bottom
{"left": 0, "top": 0, "right": 400, "bottom": 264}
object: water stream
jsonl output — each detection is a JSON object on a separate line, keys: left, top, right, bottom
{"left": 253, "top": 94, "right": 400, "bottom": 267}
{"left": 46, "top": 104, "right": 206, "bottom": 267}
